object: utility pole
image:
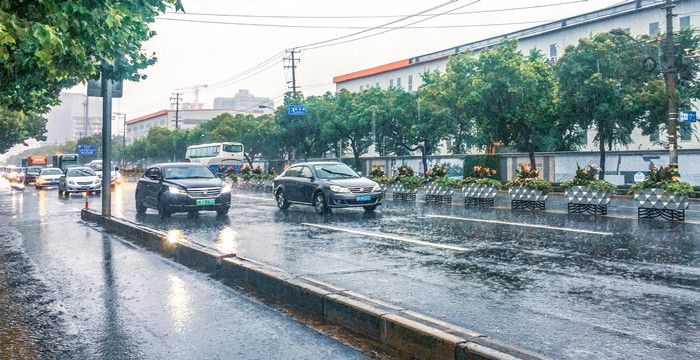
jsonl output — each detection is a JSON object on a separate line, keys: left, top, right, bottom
{"left": 664, "top": 0, "right": 679, "bottom": 168}
{"left": 84, "top": 96, "right": 89, "bottom": 137}
{"left": 284, "top": 49, "right": 300, "bottom": 97}
{"left": 100, "top": 68, "right": 113, "bottom": 217}
{"left": 170, "top": 92, "right": 183, "bottom": 129}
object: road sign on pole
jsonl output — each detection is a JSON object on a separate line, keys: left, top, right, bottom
{"left": 77, "top": 145, "right": 97, "bottom": 156}
{"left": 679, "top": 111, "right": 696, "bottom": 123}
{"left": 288, "top": 105, "right": 307, "bottom": 116}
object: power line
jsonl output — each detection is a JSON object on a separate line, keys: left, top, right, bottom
{"left": 157, "top": 17, "right": 556, "bottom": 29}
{"left": 303, "top": 0, "right": 483, "bottom": 51}
{"left": 207, "top": 51, "right": 284, "bottom": 89}
{"left": 294, "top": 0, "right": 464, "bottom": 50}
{"left": 163, "top": 0, "right": 588, "bottom": 19}
{"left": 203, "top": 59, "right": 283, "bottom": 93}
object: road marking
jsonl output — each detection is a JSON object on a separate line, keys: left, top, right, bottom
{"left": 425, "top": 214, "right": 614, "bottom": 236}
{"left": 301, "top": 223, "right": 468, "bottom": 252}
{"left": 230, "top": 194, "right": 275, "bottom": 202}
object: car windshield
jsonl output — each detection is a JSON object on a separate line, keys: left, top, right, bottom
{"left": 27, "top": 167, "right": 42, "bottom": 174}
{"left": 313, "top": 164, "right": 358, "bottom": 179}
{"left": 163, "top": 166, "right": 215, "bottom": 179}
{"left": 41, "top": 168, "right": 62, "bottom": 176}
{"left": 66, "top": 168, "right": 96, "bottom": 177}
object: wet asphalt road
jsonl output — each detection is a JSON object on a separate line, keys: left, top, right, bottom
{"left": 106, "top": 180, "right": 698, "bottom": 360}
{"left": 0, "top": 180, "right": 369, "bottom": 360}
{"left": 2, "top": 179, "right": 699, "bottom": 359}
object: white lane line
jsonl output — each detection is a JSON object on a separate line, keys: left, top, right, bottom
{"left": 425, "top": 214, "right": 614, "bottom": 236}
{"left": 301, "top": 223, "right": 468, "bottom": 252}
{"left": 230, "top": 194, "right": 275, "bottom": 202}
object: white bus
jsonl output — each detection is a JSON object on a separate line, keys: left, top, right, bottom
{"left": 185, "top": 142, "right": 245, "bottom": 173}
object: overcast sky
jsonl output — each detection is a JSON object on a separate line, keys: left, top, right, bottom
{"left": 101, "top": 0, "right": 625, "bottom": 119}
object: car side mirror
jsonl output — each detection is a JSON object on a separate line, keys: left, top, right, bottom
{"left": 149, "top": 174, "right": 160, "bottom": 181}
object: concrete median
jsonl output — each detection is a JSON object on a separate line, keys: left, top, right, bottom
{"left": 81, "top": 208, "right": 550, "bottom": 360}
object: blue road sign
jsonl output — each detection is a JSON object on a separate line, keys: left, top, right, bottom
{"left": 680, "top": 111, "right": 696, "bottom": 123}
{"left": 288, "top": 105, "right": 307, "bottom": 116}
{"left": 77, "top": 145, "right": 97, "bottom": 156}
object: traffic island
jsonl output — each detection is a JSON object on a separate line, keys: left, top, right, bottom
{"left": 81, "top": 208, "right": 550, "bottom": 360}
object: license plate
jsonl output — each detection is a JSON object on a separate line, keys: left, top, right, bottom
{"left": 196, "top": 199, "right": 216, "bottom": 206}
{"left": 356, "top": 195, "right": 371, "bottom": 202}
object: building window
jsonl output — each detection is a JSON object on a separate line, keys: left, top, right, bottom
{"left": 408, "top": 75, "right": 413, "bottom": 92}
{"left": 396, "top": 77, "right": 402, "bottom": 89}
{"left": 649, "top": 126, "right": 659, "bottom": 142}
{"left": 389, "top": 79, "right": 394, "bottom": 88}
{"left": 680, "top": 16, "right": 691, "bottom": 30}
{"left": 649, "top": 22, "right": 659, "bottom": 36}
{"left": 549, "top": 44, "right": 557, "bottom": 64}
{"left": 680, "top": 123, "right": 692, "bottom": 141}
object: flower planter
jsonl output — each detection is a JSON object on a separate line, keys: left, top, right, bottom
{"left": 565, "top": 186, "right": 611, "bottom": 215}
{"left": 463, "top": 184, "right": 497, "bottom": 207}
{"left": 424, "top": 184, "right": 453, "bottom": 204}
{"left": 390, "top": 183, "right": 417, "bottom": 202}
{"left": 509, "top": 186, "right": 547, "bottom": 210}
{"left": 634, "top": 188, "right": 689, "bottom": 221}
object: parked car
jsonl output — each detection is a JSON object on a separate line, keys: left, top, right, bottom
{"left": 24, "top": 166, "right": 44, "bottom": 184}
{"left": 135, "top": 163, "right": 231, "bottom": 218}
{"left": 35, "top": 167, "right": 63, "bottom": 189}
{"left": 58, "top": 167, "right": 101, "bottom": 196}
{"left": 273, "top": 161, "right": 382, "bottom": 214}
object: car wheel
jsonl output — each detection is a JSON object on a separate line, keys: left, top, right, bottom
{"left": 135, "top": 194, "right": 147, "bottom": 214}
{"left": 157, "top": 196, "right": 171, "bottom": 219}
{"left": 363, "top": 205, "right": 378, "bottom": 213}
{"left": 216, "top": 207, "right": 229, "bottom": 217}
{"left": 276, "top": 189, "right": 290, "bottom": 210}
{"left": 313, "top": 192, "right": 329, "bottom": 214}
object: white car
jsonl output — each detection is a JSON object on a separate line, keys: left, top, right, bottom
{"left": 35, "top": 167, "right": 63, "bottom": 189}
{"left": 88, "top": 160, "right": 120, "bottom": 185}
{"left": 58, "top": 167, "right": 101, "bottom": 196}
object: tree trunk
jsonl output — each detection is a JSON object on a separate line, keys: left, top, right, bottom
{"left": 599, "top": 138, "right": 606, "bottom": 180}
{"left": 350, "top": 140, "right": 361, "bottom": 172}
{"left": 528, "top": 151, "right": 537, "bottom": 171}
{"left": 421, "top": 140, "right": 428, "bottom": 177}
{"left": 245, "top": 152, "right": 254, "bottom": 168}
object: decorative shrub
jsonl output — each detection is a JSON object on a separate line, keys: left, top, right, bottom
{"left": 470, "top": 165, "right": 497, "bottom": 179}
{"left": 433, "top": 177, "right": 461, "bottom": 189}
{"left": 240, "top": 164, "right": 252, "bottom": 176}
{"left": 464, "top": 154, "right": 501, "bottom": 179}
{"left": 399, "top": 176, "right": 424, "bottom": 190}
{"left": 369, "top": 165, "right": 385, "bottom": 178}
{"left": 396, "top": 165, "right": 415, "bottom": 179}
{"left": 371, "top": 175, "right": 394, "bottom": 185}
{"left": 252, "top": 173, "right": 276, "bottom": 181}
{"left": 561, "top": 164, "right": 615, "bottom": 193}
{"left": 425, "top": 163, "right": 449, "bottom": 180}
{"left": 506, "top": 164, "right": 552, "bottom": 193}
{"left": 269, "top": 167, "right": 277, "bottom": 175}
{"left": 252, "top": 166, "right": 263, "bottom": 175}
{"left": 463, "top": 177, "right": 502, "bottom": 188}
{"left": 629, "top": 164, "right": 694, "bottom": 196}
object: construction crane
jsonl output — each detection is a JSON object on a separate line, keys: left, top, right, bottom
{"left": 175, "top": 83, "right": 209, "bottom": 110}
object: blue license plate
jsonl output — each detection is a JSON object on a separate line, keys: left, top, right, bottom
{"left": 356, "top": 195, "right": 371, "bottom": 202}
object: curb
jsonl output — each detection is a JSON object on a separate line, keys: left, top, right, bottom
{"left": 81, "top": 209, "right": 550, "bottom": 360}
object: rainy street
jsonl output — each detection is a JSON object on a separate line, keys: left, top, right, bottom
{"left": 1, "top": 178, "right": 697, "bottom": 359}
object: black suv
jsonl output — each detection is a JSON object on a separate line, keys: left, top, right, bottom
{"left": 135, "top": 163, "right": 231, "bottom": 218}
{"left": 273, "top": 161, "right": 382, "bottom": 213}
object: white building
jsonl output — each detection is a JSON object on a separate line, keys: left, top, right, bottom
{"left": 333, "top": 0, "right": 700, "bottom": 153}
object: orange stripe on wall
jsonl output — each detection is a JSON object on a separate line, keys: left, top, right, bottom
{"left": 333, "top": 59, "right": 410, "bottom": 83}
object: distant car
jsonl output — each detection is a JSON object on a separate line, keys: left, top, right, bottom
{"left": 87, "top": 160, "right": 121, "bottom": 185}
{"left": 24, "top": 166, "right": 44, "bottom": 184}
{"left": 273, "top": 161, "right": 382, "bottom": 214}
{"left": 58, "top": 167, "right": 101, "bottom": 196}
{"left": 35, "top": 167, "right": 63, "bottom": 189}
{"left": 135, "top": 163, "right": 231, "bottom": 218}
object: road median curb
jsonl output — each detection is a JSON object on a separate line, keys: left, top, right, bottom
{"left": 81, "top": 209, "right": 550, "bottom": 360}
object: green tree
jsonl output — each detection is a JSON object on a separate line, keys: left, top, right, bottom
{"left": 472, "top": 40, "right": 558, "bottom": 170}
{"left": 200, "top": 112, "right": 281, "bottom": 167}
{"left": 556, "top": 32, "right": 655, "bottom": 178}
{"left": 325, "top": 89, "right": 378, "bottom": 170}
{"left": 0, "top": 108, "right": 47, "bottom": 153}
{"left": 277, "top": 93, "right": 334, "bottom": 161}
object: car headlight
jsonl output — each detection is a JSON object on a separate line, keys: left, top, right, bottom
{"left": 37, "top": 177, "right": 46, "bottom": 183}
{"left": 329, "top": 185, "right": 351, "bottom": 193}
{"left": 221, "top": 184, "right": 232, "bottom": 193}
{"left": 372, "top": 183, "right": 382, "bottom": 192}
{"left": 169, "top": 186, "right": 187, "bottom": 195}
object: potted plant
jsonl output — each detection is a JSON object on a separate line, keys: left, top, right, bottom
{"left": 462, "top": 165, "right": 501, "bottom": 206}
{"left": 630, "top": 164, "right": 692, "bottom": 221}
{"left": 506, "top": 164, "right": 552, "bottom": 210}
{"left": 425, "top": 176, "right": 460, "bottom": 203}
{"left": 561, "top": 164, "right": 615, "bottom": 215}
{"left": 393, "top": 173, "right": 423, "bottom": 201}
